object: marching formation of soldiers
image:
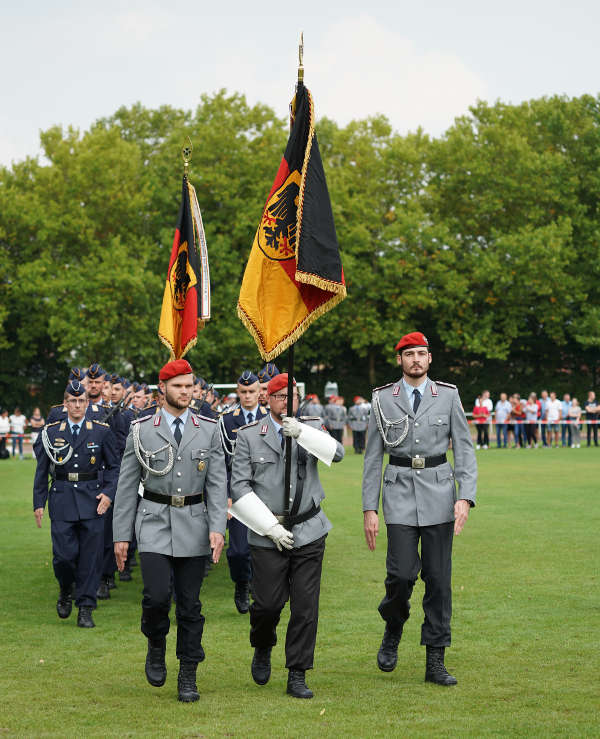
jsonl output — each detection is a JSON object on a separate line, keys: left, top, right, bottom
{"left": 31, "top": 332, "right": 478, "bottom": 703}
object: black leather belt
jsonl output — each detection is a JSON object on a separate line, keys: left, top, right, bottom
{"left": 55, "top": 471, "right": 98, "bottom": 482}
{"left": 276, "top": 504, "right": 321, "bottom": 527}
{"left": 389, "top": 454, "right": 447, "bottom": 469}
{"left": 143, "top": 489, "right": 204, "bottom": 508}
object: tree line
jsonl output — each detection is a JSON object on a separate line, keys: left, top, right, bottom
{"left": 1, "top": 91, "right": 600, "bottom": 412}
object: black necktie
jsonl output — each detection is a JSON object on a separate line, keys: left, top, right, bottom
{"left": 278, "top": 428, "right": 285, "bottom": 450}
{"left": 71, "top": 424, "right": 79, "bottom": 443}
{"left": 173, "top": 417, "right": 183, "bottom": 446}
{"left": 413, "top": 389, "right": 421, "bottom": 413}
{"left": 247, "top": 412, "right": 254, "bottom": 424}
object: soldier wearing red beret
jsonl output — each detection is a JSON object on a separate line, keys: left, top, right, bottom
{"left": 113, "top": 359, "right": 228, "bottom": 703}
{"left": 362, "top": 332, "right": 477, "bottom": 686}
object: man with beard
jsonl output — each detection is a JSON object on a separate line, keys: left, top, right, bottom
{"left": 229, "top": 373, "right": 344, "bottom": 699}
{"left": 257, "top": 364, "right": 280, "bottom": 409}
{"left": 361, "top": 332, "right": 477, "bottom": 686}
{"left": 113, "top": 359, "right": 227, "bottom": 703}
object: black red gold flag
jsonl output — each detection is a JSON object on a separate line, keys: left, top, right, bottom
{"left": 238, "top": 83, "right": 346, "bottom": 360}
{"left": 158, "top": 176, "right": 210, "bottom": 359}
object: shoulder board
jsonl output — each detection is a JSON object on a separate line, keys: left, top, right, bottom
{"left": 238, "top": 419, "right": 260, "bottom": 431}
{"left": 92, "top": 420, "right": 109, "bottom": 427}
{"left": 198, "top": 415, "right": 217, "bottom": 424}
{"left": 299, "top": 416, "right": 320, "bottom": 421}
{"left": 373, "top": 381, "right": 395, "bottom": 392}
{"left": 45, "top": 420, "right": 61, "bottom": 428}
{"left": 131, "top": 415, "right": 152, "bottom": 425}
{"left": 434, "top": 380, "right": 457, "bottom": 389}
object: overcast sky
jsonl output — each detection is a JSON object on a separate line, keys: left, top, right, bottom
{"left": 1, "top": 0, "right": 599, "bottom": 166}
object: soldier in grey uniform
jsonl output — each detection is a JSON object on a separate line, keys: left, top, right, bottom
{"left": 323, "top": 395, "right": 347, "bottom": 444}
{"left": 230, "top": 373, "right": 344, "bottom": 699}
{"left": 362, "top": 332, "right": 477, "bottom": 686}
{"left": 113, "top": 359, "right": 227, "bottom": 703}
{"left": 348, "top": 395, "right": 370, "bottom": 454}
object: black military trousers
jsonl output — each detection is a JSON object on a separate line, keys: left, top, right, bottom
{"left": 353, "top": 429, "right": 366, "bottom": 452}
{"left": 379, "top": 522, "right": 453, "bottom": 647}
{"left": 96, "top": 504, "right": 117, "bottom": 578}
{"left": 249, "top": 535, "right": 326, "bottom": 671}
{"left": 51, "top": 517, "right": 104, "bottom": 608}
{"left": 226, "top": 517, "right": 252, "bottom": 583}
{"left": 139, "top": 552, "right": 207, "bottom": 663}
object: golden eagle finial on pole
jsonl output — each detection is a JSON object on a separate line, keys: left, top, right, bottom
{"left": 181, "top": 136, "right": 193, "bottom": 177}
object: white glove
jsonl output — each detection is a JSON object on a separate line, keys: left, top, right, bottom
{"left": 229, "top": 492, "right": 279, "bottom": 535}
{"left": 266, "top": 523, "right": 294, "bottom": 551}
{"left": 282, "top": 416, "right": 302, "bottom": 438}
{"left": 293, "top": 421, "right": 337, "bottom": 466}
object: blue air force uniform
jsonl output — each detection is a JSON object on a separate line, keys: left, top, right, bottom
{"left": 219, "top": 372, "right": 269, "bottom": 590}
{"left": 33, "top": 411, "right": 119, "bottom": 609}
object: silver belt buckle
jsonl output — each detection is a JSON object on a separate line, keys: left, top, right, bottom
{"left": 68, "top": 472, "right": 79, "bottom": 482}
{"left": 411, "top": 457, "right": 425, "bottom": 469}
{"left": 172, "top": 495, "right": 185, "bottom": 507}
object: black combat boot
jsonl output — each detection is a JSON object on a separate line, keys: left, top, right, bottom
{"left": 107, "top": 574, "right": 117, "bottom": 590}
{"left": 251, "top": 647, "right": 272, "bottom": 685}
{"left": 77, "top": 607, "right": 95, "bottom": 628}
{"left": 377, "top": 624, "right": 402, "bottom": 672}
{"left": 286, "top": 669, "right": 313, "bottom": 699}
{"left": 234, "top": 581, "right": 250, "bottom": 614}
{"left": 145, "top": 637, "right": 167, "bottom": 687}
{"left": 177, "top": 661, "right": 200, "bottom": 702}
{"left": 119, "top": 564, "right": 132, "bottom": 582}
{"left": 56, "top": 587, "right": 73, "bottom": 619}
{"left": 425, "top": 646, "right": 457, "bottom": 686}
{"left": 97, "top": 578, "right": 110, "bottom": 600}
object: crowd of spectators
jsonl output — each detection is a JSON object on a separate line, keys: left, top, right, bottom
{"left": 0, "top": 407, "right": 45, "bottom": 459}
{"left": 472, "top": 390, "right": 599, "bottom": 449}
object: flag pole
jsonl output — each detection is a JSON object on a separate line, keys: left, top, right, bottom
{"left": 283, "top": 32, "right": 304, "bottom": 522}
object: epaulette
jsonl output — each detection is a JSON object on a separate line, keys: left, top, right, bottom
{"left": 300, "top": 416, "right": 320, "bottom": 421}
{"left": 92, "top": 420, "right": 109, "bottom": 427}
{"left": 373, "top": 381, "right": 395, "bottom": 392}
{"left": 50, "top": 403, "right": 65, "bottom": 410}
{"left": 198, "top": 414, "right": 217, "bottom": 424}
{"left": 45, "top": 420, "right": 61, "bottom": 428}
{"left": 434, "top": 380, "right": 457, "bottom": 389}
{"left": 131, "top": 415, "right": 152, "bottom": 425}
{"left": 238, "top": 419, "right": 260, "bottom": 431}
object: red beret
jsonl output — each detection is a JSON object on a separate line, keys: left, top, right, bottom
{"left": 267, "top": 373, "right": 296, "bottom": 395}
{"left": 159, "top": 359, "right": 193, "bottom": 381}
{"left": 395, "top": 331, "right": 429, "bottom": 353}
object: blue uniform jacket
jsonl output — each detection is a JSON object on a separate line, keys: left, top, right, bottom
{"left": 33, "top": 419, "right": 120, "bottom": 522}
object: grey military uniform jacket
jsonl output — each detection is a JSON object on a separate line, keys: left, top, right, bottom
{"left": 230, "top": 417, "right": 344, "bottom": 549}
{"left": 362, "top": 378, "right": 477, "bottom": 527}
{"left": 323, "top": 404, "right": 347, "bottom": 430}
{"left": 113, "top": 410, "right": 228, "bottom": 557}
{"left": 348, "top": 403, "right": 369, "bottom": 431}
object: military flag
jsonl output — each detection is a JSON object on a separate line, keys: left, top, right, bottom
{"left": 238, "top": 82, "right": 346, "bottom": 360}
{"left": 158, "top": 176, "right": 210, "bottom": 359}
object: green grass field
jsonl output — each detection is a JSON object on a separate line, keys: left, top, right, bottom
{"left": 0, "top": 448, "right": 598, "bottom": 738}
